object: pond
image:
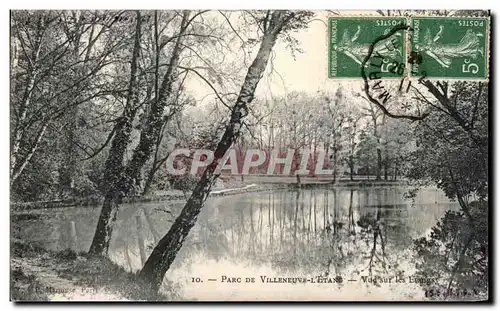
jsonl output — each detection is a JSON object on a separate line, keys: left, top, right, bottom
{"left": 13, "top": 186, "right": 458, "bottom": 301}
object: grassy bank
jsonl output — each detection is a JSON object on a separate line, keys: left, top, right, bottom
{"left": 10, "top": 240, "right": 176, "bottom": 301}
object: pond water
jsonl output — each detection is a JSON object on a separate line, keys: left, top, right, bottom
{"left": 13, "top": 186, "right": 458, "bottom": 301}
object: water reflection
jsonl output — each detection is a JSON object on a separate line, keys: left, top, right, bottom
{"left": 13, "top": 187, "right": 458, "bottom": 300}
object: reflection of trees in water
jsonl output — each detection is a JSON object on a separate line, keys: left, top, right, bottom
{"left": 13, "top": 211, "right": 100, "bottom": 253}
{"left": 322, "top": 189, "right": 349, "bottom": 277}
{"left": 137, "top": 188, "right": 415, "bottom": 277}
{"left": 347, "top": 189, "right": 356, "bottom": 235}
{"left": 143, "top": 207, "right": 160, "bottom": 244}
{"left": 351, "top": 189, "right": 412, "bottom": 282}
{"left": 240, "top": 188, "right": 410, "bottom": 279}
{"left": 356, "top": 193, "right": 389, "bottom": 277}
{"left": 14, "top": 188, "right": 417, "bottom": 279}
{"left": 412, "top": 201, "right": 488, "bottom": 297}
{"left": 218, "top": 189, "right": 337, "bottom": 269}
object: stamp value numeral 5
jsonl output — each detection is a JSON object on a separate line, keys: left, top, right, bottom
{"left": 462, "top": 59, "right": 479, "bottom": 74}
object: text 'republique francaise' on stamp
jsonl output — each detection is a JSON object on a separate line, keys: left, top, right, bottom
{"left": 328, "top": 15, "right": 490, "bottom": 81}
{"left": 328, "top": 16, "right": 407, "bottom": 79}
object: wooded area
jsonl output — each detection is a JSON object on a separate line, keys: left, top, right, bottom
{"left": 11, "top": 10, "right": 488, "bottom": 296}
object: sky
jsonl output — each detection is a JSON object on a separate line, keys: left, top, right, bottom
{"left": 183, "top": 10, "right": 371, "bottom": 117}
{"left": 256, "top": 11, "right": 332, "bottom": 98}
{"left": 182, "top": 10, "right": 436, "bottom": 121}
{"left": 188, "top": 11, "right": 407, "bottom": 108}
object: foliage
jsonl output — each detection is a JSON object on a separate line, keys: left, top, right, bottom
{"left": 413, "top": 201, "right": 488, "bottom": 297}
{"left": 355, "top": 130, "right": 378, "bottom": 175}
{"left": 408, "top": 83, "right": 488, "bottom": 201}
{"left": 405, "top": 82, "right": 488, "bottom": 298}
{"left": 167, "top": 174, "right": 199, "bottom": 191}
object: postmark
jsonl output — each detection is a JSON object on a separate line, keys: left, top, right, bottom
{"left": 410, "top": 16, "right": 490, "bottom": 80}
{"left": 360, "top": 23, "right": 418, "bottom": 118}
{"left": 328, "top": 16, "right": 407, "bottom": 79}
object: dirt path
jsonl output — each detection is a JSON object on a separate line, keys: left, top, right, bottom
{"left": 11, "top": 247, "right": 128, "bottom": 301}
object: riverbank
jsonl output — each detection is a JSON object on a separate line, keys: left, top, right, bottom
{"left": 10, "top": 240, "right": 172, "bottom": 301}
{"left": 11, "top": 183, "right": 289, "bottom": 211}
{"left": 11, "top": 177, "right": 408, "bottom": 211}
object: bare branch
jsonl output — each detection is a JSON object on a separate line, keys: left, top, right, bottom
{"left": 178, "top": 65, "right": 231, "bottom": 109}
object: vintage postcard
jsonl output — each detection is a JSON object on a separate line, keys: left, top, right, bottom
{"left": 10, "top": 9, "right": 490, "bottom": 302}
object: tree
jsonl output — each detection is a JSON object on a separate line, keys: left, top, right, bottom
{"left": 88, "top": 9, "right": 296, "bottom": 255}
{"left": 409, "top": 82, "right": 488, "bottom": 228}
{"left": 138, "top": 10, "right": 314, "bottom": 292}
{"left": 344, "top": 113, "right": 362, "bottom": 180}
{"left": 355, "top": 130, "right": 378, "bottom": 178}
{"left": 10, "top": 10, "right": 122, "bottom": 186}
{"left": 89, "top": 10, "right": 192, "bottom": 256}
{"left": 324, "top": 88, "right": 347, "bottom": 182}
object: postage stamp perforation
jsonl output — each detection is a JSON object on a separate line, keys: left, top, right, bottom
{"left": 408, "top": 19, "right": 490, "bottom": 82}
{"left": 328, "top": 14, "right": 490, "bottom": 81}
{"left": 409, "top": 15, "right": 490, "bottom": 81}
{"left": 328, "top": 15, "right": 407, "bottom": 79}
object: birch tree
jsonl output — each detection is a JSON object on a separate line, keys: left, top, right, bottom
{"left": 138, "top": 10, "right": 313, "bottom": 292}
{"left": 88, "top": 10, "right": 194, "bottom": 256}
{"left": 10, "top": 10, "right": 122, "bottom": 185}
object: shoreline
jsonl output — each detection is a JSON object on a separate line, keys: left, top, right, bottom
{"left": 11, "top": 178, "right": 408, "bottom": 212}
{"left": 10, "top": 240, "right": 166, "bottom": 301}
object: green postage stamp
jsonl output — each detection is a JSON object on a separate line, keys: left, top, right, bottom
{"left": 328, "top": 15, "right": 490, "bottom": 80}
{"left": 411, "top": 16, "right": 489, "bottom": 79}
{"left": 328, "top": 17, "right": 407, "bottom": 79}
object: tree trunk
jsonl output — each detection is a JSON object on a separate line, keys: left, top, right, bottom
{"left": 138, "top": 14, "right": 286, "bottom": 292}
{"left": 142, "top": 165, "right": 157, "bottom": 197}
{"left": 89, "top": 192, "right": 121, "bottom": 255}
{"left": 90, "top": 11, "right": 191, "bottom": 256}
{"left": 11, "top": 121, "right": 48, "bottom": 184}
{"left": 331, "top": 151, "right": 337, "bottom": 184}
{"left": 393, "top": 161, "right": 398, "bottom": 180}
{"left": 88, "top": 11, "right": 143, "bottom": 256}
{"left": 124, "top": 12, "right": 189, "bottom": 187}
{"left": 349, "top": 163, "right": 354, "bottom": 181}
{"left": 10, "top": 17, "right": 43, "bottom": 185}
{"left": 376, "top": 147, "right": 382, "bottom": 180}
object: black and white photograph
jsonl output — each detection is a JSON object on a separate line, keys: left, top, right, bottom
{"left": 9, "top": 7, "right": 491, "bottom": 302}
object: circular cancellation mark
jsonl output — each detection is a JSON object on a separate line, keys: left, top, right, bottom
{"left": 360, "top": 22, "right": 426, "bottom": 121}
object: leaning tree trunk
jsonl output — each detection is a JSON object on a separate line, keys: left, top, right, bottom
{"left": 89, "top": 11, "right": 190, "bottom": 256}
{"left": 138, "top": 13, "right": 288, "bottom": 292}
{"left": 88, "top": 11, "right": 143, "bottom": 256}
